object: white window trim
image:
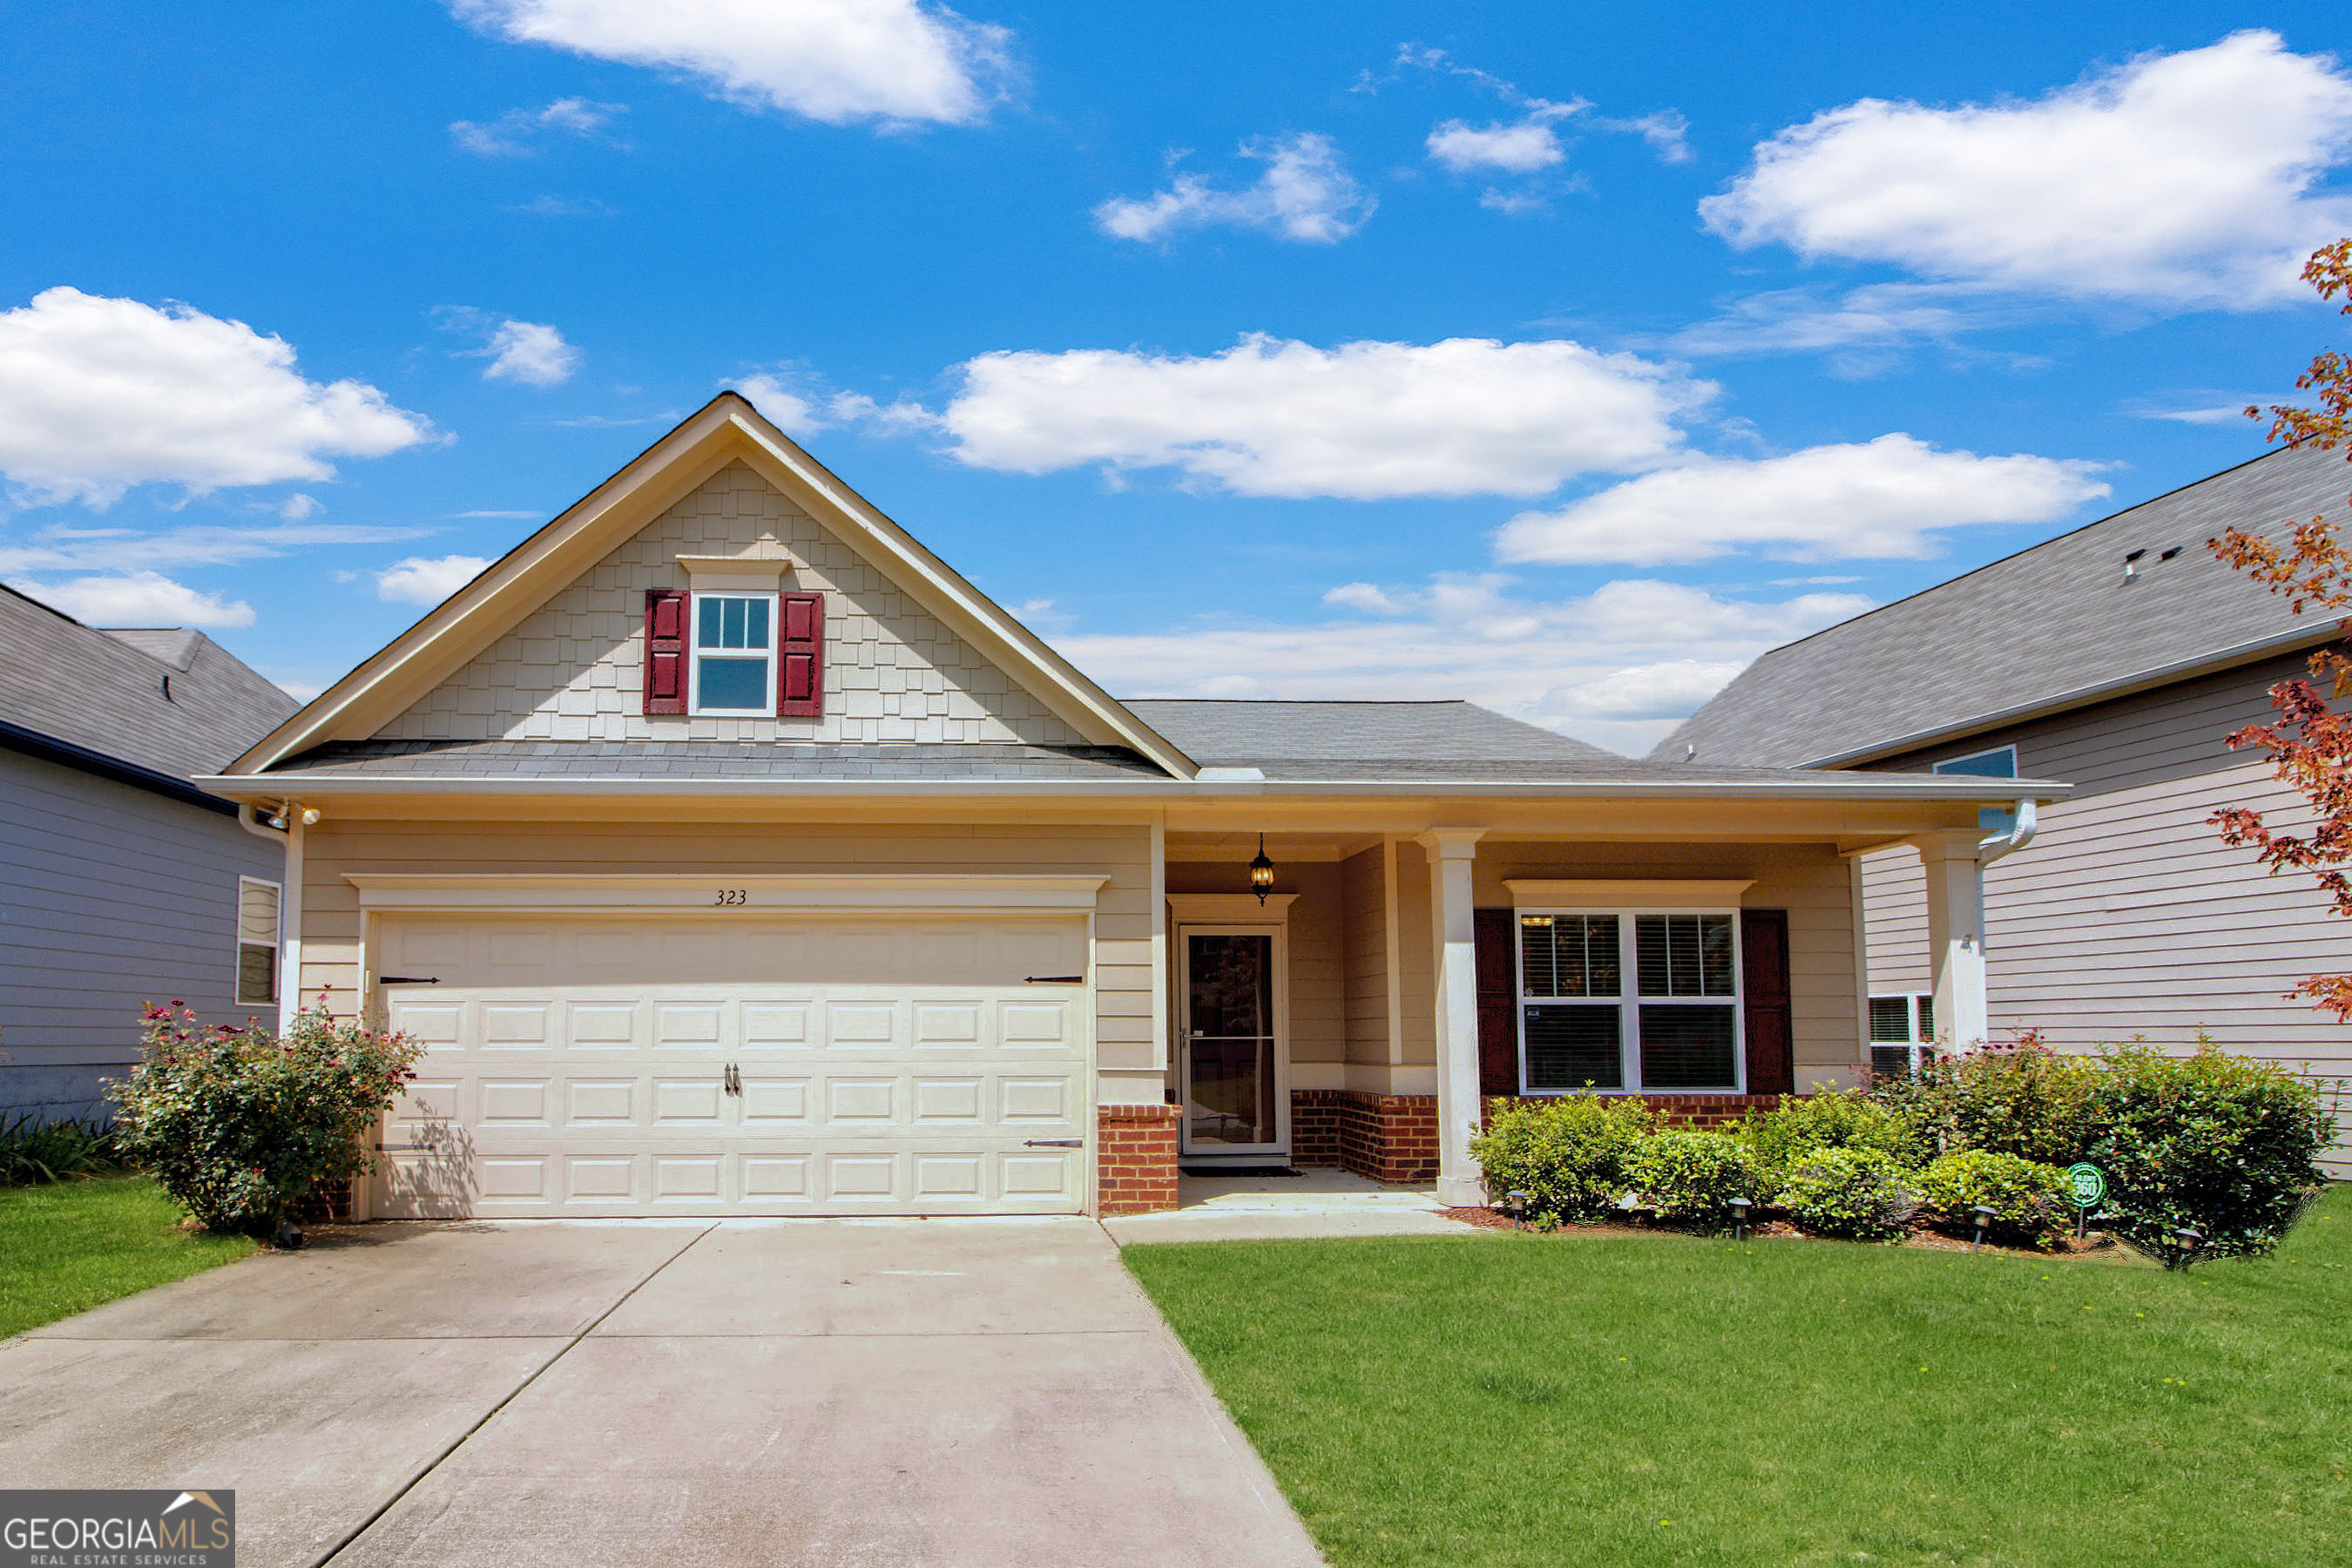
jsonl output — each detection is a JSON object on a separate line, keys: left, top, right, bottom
{"left": 1932, "top": 744, "right": 2019, "bottom": 778}
{"left": 1514, "top": 906, "right": 1746, "bottom": 1096}
{"left": 234, "top": 875, "right": 282, "bottom": 1009}
{"left": 687, "top": 589, "right": 780, "bottom": 717}
{"left": 1869, "top": 991, "right": 1936, "bottom": 1078}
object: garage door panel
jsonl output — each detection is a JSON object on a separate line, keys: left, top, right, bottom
{"left": 372, "top": 913, "right": 1092, "bottom": 1217}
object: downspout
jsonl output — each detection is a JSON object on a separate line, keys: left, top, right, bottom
{"left": 1967, "top": 798, "right": 2038, "bottom": 1035}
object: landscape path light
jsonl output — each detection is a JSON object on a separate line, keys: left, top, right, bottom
{"left": 1970, "top": 1204, "right": 1997, "bottom": 1252}
{"left": 1727, "top": 1196, "right": 1752, "bottom": 1241}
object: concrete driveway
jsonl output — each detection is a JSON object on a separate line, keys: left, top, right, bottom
{"left": 0, "top": 1219, "right": 1323, "bottom": 1568}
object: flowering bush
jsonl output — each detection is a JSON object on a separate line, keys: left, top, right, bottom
{"left": 1916, "top": 1149, "right": 2072, "bottom": 1250}
{"left": 1778, "top": 1146, "right": 1919, "bottom": 1241}
{"left": 1471, "top": 1094, "right": 1657, "bottom": 1224}
{"left": 110, "top": 999, "right": 422, "bottom": 1237}
{"left": 1628, "top": 1128, "right": 1764, "bottom": 1225}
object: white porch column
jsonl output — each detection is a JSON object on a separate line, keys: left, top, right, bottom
{"left": 1416, "top": 828, "right": 1487, "bottom": 1207}
{"left": 1912, "top": 829, "right": 1987, "bottom": 1051}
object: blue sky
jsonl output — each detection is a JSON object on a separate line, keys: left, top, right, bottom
{"left": 3, "top": 3, "right": 2349, "bottom": 754}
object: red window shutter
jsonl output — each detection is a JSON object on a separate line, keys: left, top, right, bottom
{"left": 777, "top": 591, "right": 823, "bottom": 718}
{"left": 1740, "top": 909, "right": 1794, "bottom": 1096}
{"left": 1473, "top": 908, "right": 1518, "bottom": 1101}
{"left": 643, "top": 589, "right": 686, "bottom": 715}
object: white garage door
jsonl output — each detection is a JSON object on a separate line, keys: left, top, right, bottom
{"left": 370, "top": 914, "right": 1091, "bottom": 1218}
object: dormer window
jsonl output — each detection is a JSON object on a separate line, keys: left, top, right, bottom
{"left": 691, "top": 591, "right": 776, "bottom": 714}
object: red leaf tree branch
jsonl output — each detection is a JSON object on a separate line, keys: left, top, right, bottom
{"left": 2209, "top": 238, "right": 2352, "bottom": 1020}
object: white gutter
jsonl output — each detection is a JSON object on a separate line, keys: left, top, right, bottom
{"left": 1978, "top": 796, "right": 2038, "bottom": 866}
{"left": 193, "top": 774, "right": 2070, "bottom": 805}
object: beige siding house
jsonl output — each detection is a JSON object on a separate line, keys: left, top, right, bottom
{"left": 1660, "top": 444, "right": 2351, "bottom": 1171}
{"left": 207, "top": 395, "right": 2046, "bottom": 1219}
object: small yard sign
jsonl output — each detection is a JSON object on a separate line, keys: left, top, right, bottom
{"left": 2064, "top": 1163, "right": 2106, "bottom": 1210}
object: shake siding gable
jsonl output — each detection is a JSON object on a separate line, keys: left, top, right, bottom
{"left": 377, "top": 462, "right": 1081, "bottom": 747}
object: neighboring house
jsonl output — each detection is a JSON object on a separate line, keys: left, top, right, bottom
{"left": 203, "top": 395, "right": 2048, "bottom": 1218}
{"left": 1659, "top": 443, "right": 2352, "bottom": 1170}
{"left": 0, "top": 585, "right": 297, "bottom": 1121}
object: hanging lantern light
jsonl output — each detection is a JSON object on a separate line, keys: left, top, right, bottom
{"left": 1248, "top": 834, "right": 1276, "bottom": 903}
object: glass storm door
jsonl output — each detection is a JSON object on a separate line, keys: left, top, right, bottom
{"left": 1180, "top": 929, "right": 1282, "bottom": 1155}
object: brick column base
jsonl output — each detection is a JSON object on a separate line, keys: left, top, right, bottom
{"left": 1097, "top": 1103, "right": 1181, "bottom": 1215}
{"left": 1289, "top": 1090, "right": 1439, "bottom": 1184}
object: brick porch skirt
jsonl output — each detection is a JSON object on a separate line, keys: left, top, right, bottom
{"left": 1289, "top": 1090, "right": 1440, "bottom": 1184}
{"left": 1096, "top": 1103, "right": 1182, "bottom": 1215}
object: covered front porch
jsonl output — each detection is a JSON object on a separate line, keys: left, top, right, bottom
{"left": 1109, "top": 801, "right": 2024, "bottom": 1214}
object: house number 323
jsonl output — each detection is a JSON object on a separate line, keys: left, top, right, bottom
{"left": 714, "top": 889, "right": 748, "bottom": 906}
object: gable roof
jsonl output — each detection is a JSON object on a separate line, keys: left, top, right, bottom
{"left": 1125, "top": 699, "right": 1620, "bottom": 781}
{"left": 227, "top": 394, "right": 1200, "bottom": 779}
{"left": 0, "top": 583, "right": 297, "bottom": 786}
{"left": 1654, "top": 443, "right": 2349, "bottom": 768}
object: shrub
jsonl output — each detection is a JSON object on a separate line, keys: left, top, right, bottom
{"left": 110, "top": 1000, "right": 422, "bottom": 1238}
{"left": 0, "top": 1112, "right": 122, "bottom": 1186}
{"left": 2088, "top": 1040, "right": 2332, "bottom": 1264}
{"left": 1916, "top": 1149, "right": 2071, "bottom": 1249}
{"left": 1471, "top": 1094, "right": 1657, "bottom": 1224}
{"left": 1734, "top": 1091, "right": 1918, "bottom": 1179}
{"left": 1870, "top": 1034, "right": 2101, "bottom": 1166}
{"left": 1778, "top": 1146, "right": 1919, "bottom": 1240}
{"left": 1629, "top": 1129, "right": 1763, "bottom": 1226}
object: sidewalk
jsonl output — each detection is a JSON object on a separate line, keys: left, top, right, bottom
{"left": 1102, "top": 1167, "right": 1488, "bottom": 1246}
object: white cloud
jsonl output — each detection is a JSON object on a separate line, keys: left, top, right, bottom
{"left": 0, "top": 287, "right": 430, "bottom": 507}
{"left": 0, "top": 520, "right": 433, "bottom": 576}
{"left": 14, "top": 570, "right": 254, "bottom": 627}
{"left": 1701, "top": 31, "right": 2352, "bottom": 308}
{"left": 1595, "top": 110, "right": 1693, "bottom": 165}
{"left": 450, "top": 0, "right": 1012, "bottom": 126}
{"left": 277, "top": 493, "right": 321, "bottom": 521}
{"left": 1426, "top": 102, "right": 1577, "bottom": 173}
{"left": 375, "top": 554, "right": 491, "bottom": 605}
{"left": 1669, "top": 283, "right": 2011, "bottom": 359}
{"left": 1096, "top": 133, "right": 1373, "bottom": 244}
{"left": 483, "top": 320, "right": 580, "bottom": 386}
{"left": 436, "top": 308, "right": 580, "bottom": 387}
{"left": 449, "top": 96, "right": 626, "bottom": 155}
{"left": 727, "top": 369, "right": 936, "bottom": 440}
{"left": 1065, "top": 574, "right": 1870, "bottom": 754}
{"left": 1497, "top": 434, "right": 2110, "bottom": 565}
{"left": 935, "top": 334, "right": 1713, "bottom": 499}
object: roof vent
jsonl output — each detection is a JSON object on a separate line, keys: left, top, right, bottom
{"left": 2159, "top": 545, "right": 2184, "bottom": 561}
{"left": 2124, "top": 548, "right": 2147, "bottom": 582}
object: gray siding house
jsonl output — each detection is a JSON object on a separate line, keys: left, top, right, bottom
{"left": 1, "top": 585, "right": 297, "bottom": 1121}
{"left": 1658, "top": 444, "right": 2351, "bottom": 1169}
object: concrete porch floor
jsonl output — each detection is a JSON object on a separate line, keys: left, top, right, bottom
{"left": 1102, "top": 1166, "right": 1483, "bottom": 1246}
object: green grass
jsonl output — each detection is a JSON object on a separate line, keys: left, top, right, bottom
{"left": 1125, "top": 1190, "right": 2352, "bottom": 1568}
{"left": 0, "top": 1174, "right": 256, "bottom": 1339}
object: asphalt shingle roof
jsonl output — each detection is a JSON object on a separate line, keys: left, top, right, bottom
{"left": 1654, "top": 444, "right": 2348, "bottom": 767}
{"left": 0, "top": 585, "right": 298, "bottom": 781}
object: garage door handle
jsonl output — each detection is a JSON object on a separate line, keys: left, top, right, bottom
{"left": 1023, "top": 1139, "right": 1083, "bottom": 1148}
{"left": 380, "top": 975, "right": 440, "bottom": 984}
{"left": 1024, "top": 974, "right": 1083, "bottom": 983}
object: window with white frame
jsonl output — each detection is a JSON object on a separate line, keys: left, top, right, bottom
{"left": 235, "top": 876, "right": 280, "bottom": 1008}
{"left": 1869, "top": 991, "right": 1935, "bottom": 1080}
{"left": 1936, "top": 745, "right": 2019, "bottom": 835}
{"left": 689, "top": 591, "right": 778, "bottom": 715}
{"left": 1518, "top": 909, "right": 1743, "bottom": 1093}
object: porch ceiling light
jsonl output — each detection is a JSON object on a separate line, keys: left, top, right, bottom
{"left": 1248, "top": 834, "right": 1275, "bottom": 903}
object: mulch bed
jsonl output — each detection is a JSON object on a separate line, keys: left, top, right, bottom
{"left": 1441, "top": 1206, "right": 2120, "bottom": 1259}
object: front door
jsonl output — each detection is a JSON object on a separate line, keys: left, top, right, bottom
{"left": 1179, "top": 927, "right": 1285, "bottom": 1157}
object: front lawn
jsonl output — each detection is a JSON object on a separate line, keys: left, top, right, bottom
{"left": 1126, "top": 1189, "right": 2352, "bottom": 1568}
{"left": 0, "top": 1174, "right": 256, "bottom": 1339}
